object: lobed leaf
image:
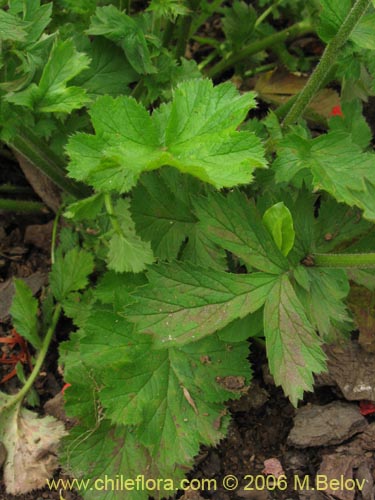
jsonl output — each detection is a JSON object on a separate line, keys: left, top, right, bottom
{"left": 194, "top": 190, "right": 289, "bottom": 274}
{"left": 125, "top": 262, "right": 277, "bottom": 347}
{"left": 50, "top": 248, "right": 94, "bottom": 301}
{"left": 67, "top": 79, "right": 267, "bottom": 192}
{"left": 264, "top": 274, "right": 327, "bottom": 406}
{"left": 10, "top": 280, "right": 41, "bottom": 349}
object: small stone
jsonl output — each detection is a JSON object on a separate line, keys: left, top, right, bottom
{"left": 287, "top": 401, "right": 368, "bottom": 447}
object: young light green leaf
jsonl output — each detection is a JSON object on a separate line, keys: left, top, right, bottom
{"left": 125, "top": 262, "right": 277, "bottom": 347}
{"left": 274, "top": 132, "right": 375, "bottom": 221}
{"left": 264, "top": 274, "right": 327, "bottom": 406}
{"left": 328, "top": 100, "right": 371, "bottom": 150}
{"left": 87, "top": 5, "right": 155, "bottom": 75}
{"left": 50, "top": 248, "right": 94, "bottom": 301}
{"left": 10, "top": 279, "right": 41, "bottom": 349}
{"left": 194, "top": 190, "right": 289, "bottom": 274}
{"left": 67, "top": 79, "right": 267, "bottom": 193}
{"left": 106, "top": 199, "right": 154, "bottom": 273}
{"left": 7, "top": 39, "right": 90, "bottom": 113}
{"left": 262, "top": 202, "right": 295, "bottom": 257}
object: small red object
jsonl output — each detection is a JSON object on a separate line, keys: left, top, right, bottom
{"left": 61, "top": 383, "right": 71, "bottom": 395}
{"left": 0, "top": 328, "right": 33, "bottom": 384}
{"left": 331, "top": 105, "right": 344, "bottom": 117}
{"left": 359, "top": 400, "right": 375, "bottom": 416}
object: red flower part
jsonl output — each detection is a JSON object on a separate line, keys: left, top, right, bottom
{"left": 331, "top": 105, "right": 344, "bottom": 117}
{"left": 61, "top": 383, "right": 72, "bottom": 395}
{"left": 359, "top": 400, "right": 375, "bottom": 416}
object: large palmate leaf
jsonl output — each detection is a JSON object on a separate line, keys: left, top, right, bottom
{"left": 264, "top": 274, "right": 327, "bottom": 406}
{"left": 66, "top": 79, "right": 267, "bottom": 193}
{"left": 125, "top": 262, "right": 277, "bottom": 347}
{"left": 273, "top": 131, "right": 375, "bottom": 220}
{"left": 61, "top": 305, "right": 250, "bottom": 498}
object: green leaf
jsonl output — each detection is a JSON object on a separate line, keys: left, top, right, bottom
{"left": 61, "top": 304, "right": 250, "bottom": 497}
{"left": 350, "top": 13, "right": 375, "bottom": 50}
{"left": 328, "top": 100, "right": 372, "bottom": 150}
{"left": 50, "top": 248, "right": 94, "bottom": 301}
{"left": 62, "top": 420, "right": 165, "bottom": 500}
{"left": 67, "top": 79, "right": 267, "bottom": 193}
{"left": 7, "top": 39, "right": 90, "bottom": 113}
{"left": 314, "top": 196, "right": 372, "bottom": 253}
{"left": 106, "top": 199, "right": 154, "bottom": 273}
{"left": 194, "top": 191, "right": 289, "bottom": 274}
{"left": 64, "top": 193, "right": 105, "bottom": 221}
{"left": 131, "top": 169, "right": 197, "bottom": 260}
{"left": 262, "top": 202, "right": 295, "bottom": 257}
{"left": 273, "top": 131, "right": 375, "bottom": 221}
{"left": 125, "top": 262, "right": 277, "bottom": 347}
{"left": 10, "top": 280, "right": 41, "bottom": 349}
{"left": 294, "top": 266, "right": 352, "bottom": 342}
{"left": 73, "top": 38, "right": 137, "bottom": 98}
{"left": 264, "top": 274, "right": 327, "bottom": 406}
{"left": 100, "top": 334, "right": 249, "bottom": 466}
{"left": 317, "top": 0, "right": 351, "bottom": 42}
{"left": 0, "top": 9, "right": 27, "bottom": 41}
{"left": 87, "top": 5, "right": 155, "bottom": 75}
{"left": 222, "top": 1, "right": 256, "bottom": 49}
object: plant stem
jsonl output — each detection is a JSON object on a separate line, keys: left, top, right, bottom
{"left": 51, "top": 207, "right": 62, "bottom": 265}
{"left": 104, "top": 193, "right": 122, "bottom": 234}
{"left": 0, "top": 198, "right": 45, "bottom": 212}
{"left": 12, "top": 304, "right": 62, "bottom": 408}
{"left": 162, "top": 20, "right": 175, "bottom": 47}
{"left": 282, "top": 0, "right": 371, "bottom": 128}
{"left": 206, "top": 20, "right": 313, "bottom": 79}
{"left": 255, "top": 0, "right": 283, "bottom": 28}
{"left": 10, "top": 128, "right": 91, "bottom": 199}
{"left": 175, "top": 0, "right": 200, "bottom": 60}
{"left": 311, "top": 253, "right": 375, "bottom": 268}
{"left": 0, "top": 184, "right": 33, "bottom": 194}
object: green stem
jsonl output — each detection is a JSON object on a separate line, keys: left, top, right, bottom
{"left": 255, "top": 0, "right": 283, "bottom": 27}
{"left": 206, "top": 20, "right": 313, "bottom": 79}
{"left": 162, "top": 20, "right": 175, "bottom": 47}
{"left": 283, "top": 0, "right": 371, "bottom": 127}
{"left": 51, "top": 207, "right": 62, "bottom": 265}
{"left": 104, "top": 193, "right": 122, "bottom": 234}
{"left": 0, "top": 198, "right": 45, "bottom": 212}
{"left": 10, "top": 128, "right": 91, "bottom": 199}
{"left": 175, "top": 0, "right": 200, "bottom": 60}
{"left": 311, "top": 253, "right": 375, "bottom": 268}
{"left": 0, "top": 184, "right": 33, "bottom": 194}
{"left": 12, "top": 304, "right": 62, "bottom": 408}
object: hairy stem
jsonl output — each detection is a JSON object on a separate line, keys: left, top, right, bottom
{"left": 283, "top": 0, "right": 371, "bottom": 127}
{"left": 311, "top": 253, "right": 375, "bottom": 268}
{"left": 206, "top": 20, "right": 312, "bottom": 79}
{"left": 0, "top": 198, "right": 45, "bottom": 212}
